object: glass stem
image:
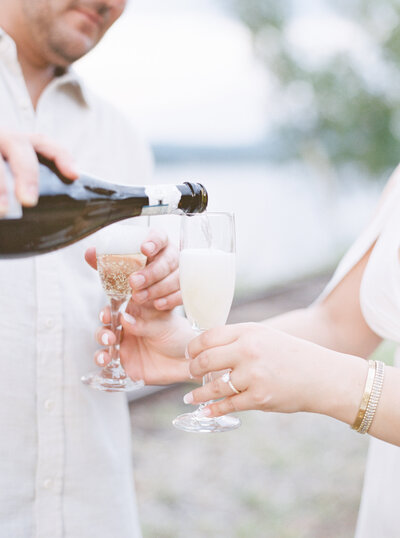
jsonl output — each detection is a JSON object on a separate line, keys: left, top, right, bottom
{"left": 198, "top": 372, "right": 213, "bottom": 412}
{"left": 193, "top": 328, "right": 213, "bottom": 412}
{"left": 106, "top": 297, "right": 125, "bottom": 369}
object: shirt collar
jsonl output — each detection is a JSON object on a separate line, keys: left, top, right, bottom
{"left": 0, "top": 26, "right": 18, "bottom": 59}
{"left": 0, "top": 26, "right": 91, "bottom": 108}
{"left": 49, "top": 69, "right": 91, "bottom": 108}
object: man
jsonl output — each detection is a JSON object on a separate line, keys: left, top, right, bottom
{"left": 0, "top": 2, "right": 181, "bottom": 536}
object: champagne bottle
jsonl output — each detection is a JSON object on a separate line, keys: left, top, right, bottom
{"left": 0, "top": 156, "right": 208, "bottom": 258}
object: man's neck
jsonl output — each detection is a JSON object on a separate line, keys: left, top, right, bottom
{"left": 1, "top": 8, "right": 60, "bottom": 108}
{"left": 17, "top": 47, "right": 59, "bottom": 109}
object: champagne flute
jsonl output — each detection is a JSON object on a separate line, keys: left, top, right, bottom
{"left": 81, "top": 220, "right": 149, "bottom": 392}
{"left": 173, "top": 212, "right": 241, "bottom": 433}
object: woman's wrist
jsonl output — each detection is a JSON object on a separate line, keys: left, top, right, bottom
{"left": 302, "top": 346, "right": 368, "bottom": 425}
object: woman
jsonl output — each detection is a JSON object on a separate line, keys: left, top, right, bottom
{"left": 94, "top": 165, "right": 400, "bottom": 537}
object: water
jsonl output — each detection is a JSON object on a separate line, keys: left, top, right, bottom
{"left": 151, "top": 161, "right": 382, "bottom": 298}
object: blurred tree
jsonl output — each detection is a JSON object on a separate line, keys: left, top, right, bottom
{"left": 226, "top": 0, "right": 400, "bottom": 178}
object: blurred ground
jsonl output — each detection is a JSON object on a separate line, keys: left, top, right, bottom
{"left": 129, "top": 274, "right": 374, "bottom": 538}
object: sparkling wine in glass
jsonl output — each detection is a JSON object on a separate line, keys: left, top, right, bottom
{"left": 81, "top": 221, "right": 148, "bottom": 392}
{"left": 173, "top": 212, "right": 241, "bottom": 433}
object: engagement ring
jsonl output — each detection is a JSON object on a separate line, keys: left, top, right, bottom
{"left": 221, "top": 370, "right": 241, "bottom": 394}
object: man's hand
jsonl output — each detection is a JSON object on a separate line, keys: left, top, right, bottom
{"left": 85, "top": 228, "right": 183, "bottom": 311}
{"left": 0, "top": 131, "right": 78, "bottom": 216}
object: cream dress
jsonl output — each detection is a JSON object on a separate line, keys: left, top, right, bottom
{"left": 318, "top": 169, "right": 400, "bottom": 538}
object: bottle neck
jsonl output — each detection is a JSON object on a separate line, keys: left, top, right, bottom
{"left": 177, "top": 183, "right": 208, "bottom": 214}
{"left": 37, "top": 155, "right": 208, "bottom": 218}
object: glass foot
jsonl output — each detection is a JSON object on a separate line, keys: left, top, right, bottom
{"left": 172, "top": 410, "right": 241, "bottom": 433}
{"left": 81, "top": 371, "right": 145, "bottom": 393}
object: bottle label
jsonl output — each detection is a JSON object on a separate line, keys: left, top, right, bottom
{"left": 142, "top": 184, "right": 181, "bottom": 215}
{"left": 141, "top": 205, "right": 169, "bottom": 216}
{"left": 3, "top": 164, "right": 23, "bottom": 219}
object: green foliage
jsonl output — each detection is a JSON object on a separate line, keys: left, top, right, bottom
{"left": 226, "top": 0, "right": 400, "bottom": 177}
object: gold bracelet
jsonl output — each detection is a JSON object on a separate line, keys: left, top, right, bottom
{"left": 351, "top": 360, "right": 376, "bottom": 431}
{"left": 351, "top": 360, "right": 385, "bottom": 434}
{"left": 358, "top": 360, "right": 385, "bottom": 434}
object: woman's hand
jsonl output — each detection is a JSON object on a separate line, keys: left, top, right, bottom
{"left": 94, "top": 302, "right": 195, "bottom": 385}
{"left": 88, "top": 228, "right": 194, "bottom": 385}
{"left": 0, "top": 131, "right": 78, "bottom": 215}
{"left": 85, "top": 228, "right": 182, "bottom": 311}
{"left": 183, "top": 323, "right": 366, "bottom": 422}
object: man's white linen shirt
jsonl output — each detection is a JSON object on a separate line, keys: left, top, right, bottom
{"left": 0, "top": 29, "right": 152, "bottom": 538}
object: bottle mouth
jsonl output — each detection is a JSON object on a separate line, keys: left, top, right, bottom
{"left": 183, "top": 182, "right": 208, "bottom": 213}
{"left": 197, "top": 183, "right": 208, "bottom": 213}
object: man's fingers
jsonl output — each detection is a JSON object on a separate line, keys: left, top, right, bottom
{"left": 30, "top": 134, "right": 79, "bottom": 180}
{"left": 0, "top": 131, "right": 78, "bottom": 213}
{"left": 0, "top": 134, "right": 39, "bottom": 206}
{"left": 0, "top": 155, "right": 8, "bottom": 215}
{"left": 85, "top": 247, "right": 97, "bottom": 270}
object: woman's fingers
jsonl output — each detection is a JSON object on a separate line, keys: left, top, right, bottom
{"left": 153, "top": 290, "right": 182, "bottom": 311}
{"left": 140, "top": 228, "right": 169, "bottom": 259}
{"left": 85, "top": 247, "right": 97, "bottom": 270}
{"left": 183, "top": 368, "right": 247, "bottom": 404}
{"left": 188, "top": 341, "right": 241, "bottom": 378}
{"left": 85, "top": 228, "right": 181, "bottom": 309}
{"left": 188, "top": 326, "right": 240, "bottom": 359}
{"left": 130, "top": 240, "right": 179, "bottom": 294}
{"left": 201, "top": 393, "right": 251, "bottom": 417}
{"left": 94, "top": 349, "right": 111, "bottom": 367}
{"left": 131, "top": 269, "right": 180, "bottom": 305}
{"left": 99, "top": 306, "right": 111, "bottom": 324}
{"left": 119, "top": 308, "right": 159, "bottom": 337}
{"left": 95, "top": 327, "right": 116, "bottom": 346}
{"left": 94, "top": 306, "right": 114, "bottom": 366}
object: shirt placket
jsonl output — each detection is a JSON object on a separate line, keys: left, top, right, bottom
{"left": 34, "top": 254, "right": 64, "bottom": 538}
{"left": 6, "top": 51, "right": 67, "bottom": 538}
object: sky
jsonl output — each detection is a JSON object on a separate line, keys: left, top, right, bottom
{"left": 75, "top": 0, "right": 270, "bottom": 145}
{"left": 75, "top": 0, "right": 378, "bottom": 147}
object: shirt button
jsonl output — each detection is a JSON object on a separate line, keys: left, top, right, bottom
{"left": 44, "top": 399, "right": 55, "bottom": 411}
{"left": 45, "top": 318, "right": 54, "bottom": 328}
{"left": 43, "top": 478, "right": 53, "bottom": 489}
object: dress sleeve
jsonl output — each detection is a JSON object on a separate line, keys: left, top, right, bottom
{"left": 315, "top": 168, "right": 400, "bottom": 305}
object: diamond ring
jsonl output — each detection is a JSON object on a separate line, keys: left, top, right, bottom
{"left": 221, "top": 370, "right": 241, "bottom": 395}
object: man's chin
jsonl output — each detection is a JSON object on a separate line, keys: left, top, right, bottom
{"left": 48, "top": 28, "right": 97, "bottom": 65}
{"left": 66, "top": 9, "right": 103, "bottom": 44}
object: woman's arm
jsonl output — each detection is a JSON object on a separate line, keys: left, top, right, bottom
{"left": 265, "top": 166, "right": 400, "bottom": 357}
{"left": 265, "top": 243, "right": 381, "bottom": 357}
{"left": 182, "top": 169, "right": 400, "bottom": 445}
{"left": 184, "top": 324, "right": 400, "bottom": 446}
